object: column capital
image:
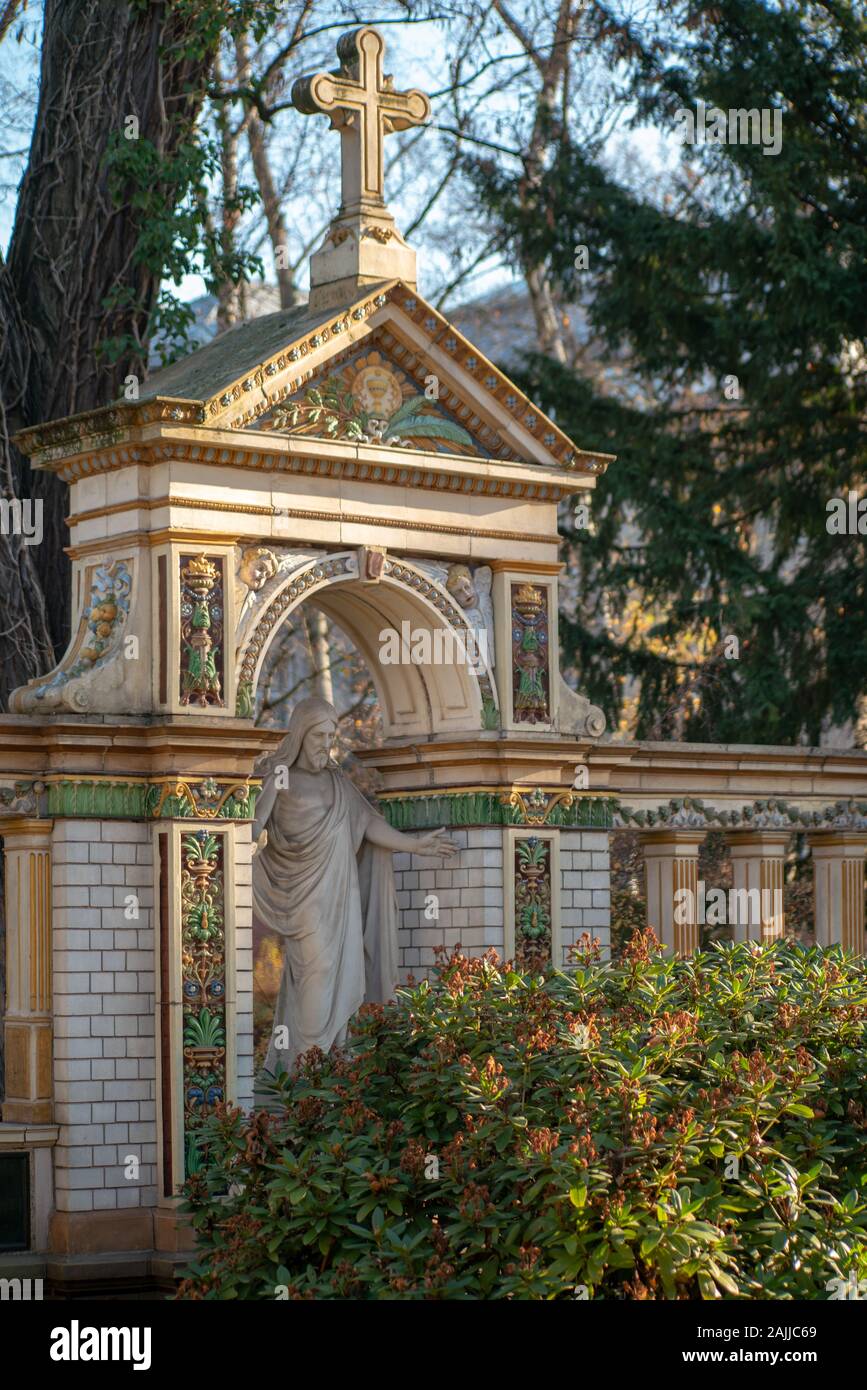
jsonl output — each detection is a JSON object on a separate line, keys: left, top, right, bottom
{"left": 0, "top": 817, "right": 53, "bottom": 841}
{"left": 639, "top": 829, "right": 706, "bottom": 850}
{"left": 807, "top": 829, "right": 867, "bottom": 851}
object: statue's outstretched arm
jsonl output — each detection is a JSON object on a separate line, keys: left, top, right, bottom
{"left": 364, "top": 816, "right": 458, "bottom": 859}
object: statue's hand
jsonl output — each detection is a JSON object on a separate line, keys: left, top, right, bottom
{"left": 251, "top": 828, "right": 268, "bottom": 857}
{"left": 414, "top": 827, "right": 459, "bottom": 858}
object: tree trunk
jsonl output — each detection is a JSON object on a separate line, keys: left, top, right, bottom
{"left": 309, "top": 610, "right": 334, "bottom": 705}
{"left": 500, "top": 0, "right": 579, "bottom": 363}
{"left": 215, "top": 51, "right": 244, "bottom": 333}
{"left": 247, "top": 113, "right": 299, "bottom": 310}
{"left": 0, "top": 0, "right": 218, "bottom": 707}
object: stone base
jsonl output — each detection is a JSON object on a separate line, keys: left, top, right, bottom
{"left": 154, "top": 1206, "right": 195, "bottom": 1253}
{"left": 0, "top": 1122, "right": 58, "bottom": 1252}
{"left": 307, "top": 210, "right": 418, "bottom": 313}
{"left": 49, "top": 1206, "right": 154, "bottom": 1255}
{"left": 0, "top": 1247, "right": 192, "bottom": 1300}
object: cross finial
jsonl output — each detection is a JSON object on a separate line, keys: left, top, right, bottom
{"left": 292, "top": 27, "right": 431, "bottom": 219}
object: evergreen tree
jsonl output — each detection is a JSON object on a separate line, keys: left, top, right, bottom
{"left": 471, "top": 0, "right": 867, "bottom": 743}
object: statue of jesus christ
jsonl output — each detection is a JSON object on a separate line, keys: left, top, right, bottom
{"left": 251, "top": 697, "right": 456, "bottom": 1082}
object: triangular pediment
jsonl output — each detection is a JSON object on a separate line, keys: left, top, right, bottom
{"left": 139, "top": 280, "right": 613, "bottom": 475}
{"left": 18, "top": 280, "right": 614, "bottom": 478}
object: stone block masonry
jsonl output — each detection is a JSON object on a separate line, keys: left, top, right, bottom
{"left": 48, "top": 813, "right": 610, "bottom": 1218}
{"left": 393, "top": 829, "right": 503, "bottom": 979}
{"left": 51, "top": 820, "right": 156, "bottom": 1214}
{"left": 559, "top": 831, "right": 611, "bottom": 963}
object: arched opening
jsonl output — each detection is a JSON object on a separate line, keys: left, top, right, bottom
{"left": 236, "top": 550, "right": 497, "bottom": 740}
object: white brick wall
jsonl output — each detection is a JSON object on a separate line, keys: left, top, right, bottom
{"left": 52, "top": 820, "right": 156, "bottom": 1213}
{"left": 393, "top": 829, "right": 503, "bottom": 980}
{"left": 559, "top": 830, "right": 611, "bottom": 962}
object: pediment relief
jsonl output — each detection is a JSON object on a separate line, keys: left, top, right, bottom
{"left": 251, "top": 340, "right": 488, "bottom": 458}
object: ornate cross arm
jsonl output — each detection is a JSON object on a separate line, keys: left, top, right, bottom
{"left": 292, "top": 26, "right": 431, "bottom": 215}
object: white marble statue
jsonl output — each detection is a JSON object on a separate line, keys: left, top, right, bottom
{"left": 251, "top": 697, "right": 456, "bottom": 1084}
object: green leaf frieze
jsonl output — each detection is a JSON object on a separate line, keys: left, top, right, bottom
{"left": 46, "top": 778, "right": 260, "bottom": 820}
{"left": 381, "top": 789, "right": 615, "bottom": 831}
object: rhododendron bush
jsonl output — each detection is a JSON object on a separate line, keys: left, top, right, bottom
{"left": 178, "top": 935, "right": 867, "bottom": 1300}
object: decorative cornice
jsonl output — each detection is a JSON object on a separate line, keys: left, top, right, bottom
{"left": 614, "top": 796, "right": 867, "bottom": 832}
{"left": 17, "top": 281, "right": 613, "bottom": 481}
{"left": 390, "top": 290, "right": 614, "bottom": 475}
{"left": 14, "top": 407, "right": 194, "bottom": 468}
{"left": 202, "top": 285, "right": 397, "bottom": 429}
{"left": 379, "top": 785, "right": 615, "bottom": 830}
{"left": 55, "top": 436, "right": 572, "bottom": 500}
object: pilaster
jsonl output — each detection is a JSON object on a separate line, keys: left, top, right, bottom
{"left": 810, "top": 831, "right": 867, "bottom": 952}
{"left": 724, "top": 830, "right": 789, "bottom": 942}
{"left": 641, "top": 830, "right": 705, "bottom": 956}
{"left": 153, "top": 819, "right": 240, "bottom": 1250}
{"left": 0, "top": 819, "right": 54, "bottom": 1124}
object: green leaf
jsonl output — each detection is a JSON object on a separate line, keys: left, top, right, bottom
{"left": 640, "top": 1229, "right": 662, "bottom": 1256}
{"left": 383, "top": 414, "right": 474, "bottom": 446}
{"left": 709, "top": 1264, "right": 740, "bottom": 1297}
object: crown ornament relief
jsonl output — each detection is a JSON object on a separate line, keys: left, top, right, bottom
{"left": 514, "top": 583, "right": 545, "bottom": 613}
{"left": 182, "top": 555, "right": 220, "bottom": 598}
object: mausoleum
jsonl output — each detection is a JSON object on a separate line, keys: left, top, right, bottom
{"left": 0, "top": 25, "right": 865, "bottom": 1294}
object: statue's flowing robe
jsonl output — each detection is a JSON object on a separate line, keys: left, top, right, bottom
{"left": 252, "top": 768, "right": 399, "bottom": 1080}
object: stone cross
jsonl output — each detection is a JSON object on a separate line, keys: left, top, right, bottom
{"left": 291, "top": 26, "right": 431, "bottom": 218}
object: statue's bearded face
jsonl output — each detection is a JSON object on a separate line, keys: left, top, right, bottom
{"left": 299, "top": 719, "right": 337, "bottom": 771}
